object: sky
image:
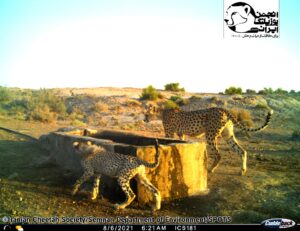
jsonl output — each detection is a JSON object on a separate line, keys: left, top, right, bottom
{"left": 0, "top": 0, "right": 299, "bottom": 93}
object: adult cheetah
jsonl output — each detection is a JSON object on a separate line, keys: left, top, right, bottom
{"left": 72, "top": 139, "right": 161, "bottom": 211}
{"left": 144, "top": 105, "right": 273, "bottom": 175}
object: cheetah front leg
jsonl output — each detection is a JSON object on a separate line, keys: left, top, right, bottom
{"left": 164, "top": 126, "right": 176, "bottom": 139}
{"left": 177, "top": 133, "right": 186, "bottom": 141}
{"left": 114, "top": 174, "right": 136, "bottom": 210}
{"left": 91, "top": 175, "right": 101, "bottom": 200}
{"left": 72, "top": 170, "right": 94, "bottom": 196}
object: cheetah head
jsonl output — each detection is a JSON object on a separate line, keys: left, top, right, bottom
{"left": 144, "top": 103, "right": 182, "bottom": 122}
{"left": 73, "top": 141, "right": 105, "bottom": 158}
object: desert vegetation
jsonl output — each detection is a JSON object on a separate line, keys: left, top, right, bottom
{"left": 164, "top": 82, "right": 185, "bottom": 92}
{"left": 0, "top": 84, "right": 299, "bottom": 223}
{"left": 140, "top": 85, "right": 162, "bottom": 101}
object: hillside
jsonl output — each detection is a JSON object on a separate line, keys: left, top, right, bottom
{"left": 0, "top": 87, "right": 299, "bottom": 224}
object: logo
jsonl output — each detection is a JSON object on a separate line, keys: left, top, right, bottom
{"left": 224, "top": 0, "right": 279, "bottom": 38}
{"left": 261, "top": 218, "right": 296, "bottom": 230}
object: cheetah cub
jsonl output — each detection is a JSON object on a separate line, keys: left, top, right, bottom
{"left": 72, "top": 139, "right": 161, "bottom": 211}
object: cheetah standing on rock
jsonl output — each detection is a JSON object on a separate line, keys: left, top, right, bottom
{"left": 144, "top": 105, "right": 273, "bottom": 175}
{"left": 72, "top": 139, "right": 161, "bottom": 211}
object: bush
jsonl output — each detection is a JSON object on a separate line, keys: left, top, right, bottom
{"left": 258, "top": 88, "right": 273, "bottom": 95}
{"left": 0, "top": 88, "right": 67, "bottom": 122}
{"left": 164, "top": 100, "right": 179, "bottom": 109}
{"left": 291, "top": 130, "right": 300, "bottom": 140}
{"left": 34, "top": 89, "right": 66, "bottom": 115}
{"left": 230, "top": 109, "right": 253, "bottom": 127}
{"left": 246, "top": 89, "right": 256, "bottom": 94}
{"left": 25, "top": 89, "right": 67, "bottom": 122}
{"left": 210, "top": 96, "right": 218, "bottom": 103}
{"left": 169, "top": 95, "right": 189, "bottom": 106}
{"left": 125, "top": 99, "right": 141, "bottom": 107}
{"left": 164, "top": 83, "right": 185, "bottom": 92}
{"left": 92, "top": 102, "right": 109, "bottom": 112}
{"left": 274, "top": 88, "right": 288, "bottom": 95}
{"left": 0, "top": 86, "right": 11, "bottom": 102}
{"left": 225, "top": 86, "right": 243, "bottom": 95}
{"left": 71, "top": 119, "right": 86, "bottom": 127}
{"left": 140, "top": 85, "right": 159, "bottom": 100}
{"left": 255, "top": 103, "right": 269, "bottom": 110}
{"left": 29, "top": 104, "right": 57, "bottom": 123}
{"left": 189, "top": 95, "right": 202, "bottom": 101}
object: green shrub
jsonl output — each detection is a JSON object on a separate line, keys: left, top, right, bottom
{"left": 170, "top": 95, "right": 182, "bottom": 102}
{"left": 225, "top": 86, "right": 243, "bottom": 95}
{"left": 291, "top": 130, "right": 300, "bottom": 140}
{"left": 140, "top": 85, "right": 159, "bottom": 100}
{"left": 71, "top": 119, "right": 86, "bottom": 127}
{"left": 258, "top": 88, "right": 273, "bottom": 95}
{"left": 164, "top": 83, "right": 185, "bottom": 92}
{"left": 255, "top": 103, "right": 269, "bottom": 110}
{"left": 34, "top": 89, "right": 66, "bottom": 115}
{"left": 274, "top": 88, "right": 288, "bottom": 95}
{"left": 210, "top": 96, "right": 218, "bottom": 103}
{"left": 164, "top": 100, "right": 179, "bottom": 109}
{"left": 189, "top": 95, "right": 202, "bottom": 101}
{"left": 68, "top": 106, "right": 85, "bottom": 120}
{"left": 0, "top": 88, "right": 67, "bottom": 122}
{"left": 29, "top": 104, "right": 57, "bottom": 123}
{"left": 0, "top": 86, "right": 11, "bottom": 102}
{"left": 169, "top": 95, "right": 189, "bottom": 106}
{"left": 246, "top": 89, "right": 256, "bottom": 94}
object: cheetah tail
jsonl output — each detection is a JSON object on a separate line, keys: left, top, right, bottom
{"left": 139, "top": 139, "right": 160, "bottom": 168}
{"left": 226, "top": 109, "right": 273, "bottom": 132}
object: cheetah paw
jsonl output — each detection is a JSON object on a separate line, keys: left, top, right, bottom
{"left": 113, "top": 204, "right": 121, "bottom": 210}
{"left": 71, "top": 189, "right": 78, "bottom": 196}
{"left": 240, "top": 169, "right": 247, "bottom": 176}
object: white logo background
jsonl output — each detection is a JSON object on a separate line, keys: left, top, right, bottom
{"left": 224, "top": 0, "right": 279, "bottom": 38}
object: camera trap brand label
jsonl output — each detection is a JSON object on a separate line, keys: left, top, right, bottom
{"left": 261, "top": 218, "right": 296, "bottom": 230}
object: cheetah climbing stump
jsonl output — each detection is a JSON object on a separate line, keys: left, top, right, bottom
{"left": 39, "top": 128, "right": 208, "bottom": 207}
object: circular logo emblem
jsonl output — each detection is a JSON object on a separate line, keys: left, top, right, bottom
{"left": 224, "top": 2, "right": 256, "bottom": 33}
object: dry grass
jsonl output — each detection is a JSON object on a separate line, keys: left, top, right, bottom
{"left": 125, "top": 99, "right": 141, "bottom": 107}
{"left": 29, "top": 105, "right": 57, "bottom": 123}
{"left": 92, "top": 102, "right": 110, "bottom": 112}
{"left": 230, "top": 109, "right": 253, "bottom": 127}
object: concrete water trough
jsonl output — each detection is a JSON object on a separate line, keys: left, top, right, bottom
{"left": 39, "top": 128, "right": 208, "bottom": 207}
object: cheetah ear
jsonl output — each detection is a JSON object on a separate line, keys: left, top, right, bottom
{"left": 241, "top": 5, "right": 251, "bottom": 18}
{"left": 73, "top": 142, "right": 79, "bottom": 148}
{"left": 244, "top": 5, "right": 250, "bottom": 15}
